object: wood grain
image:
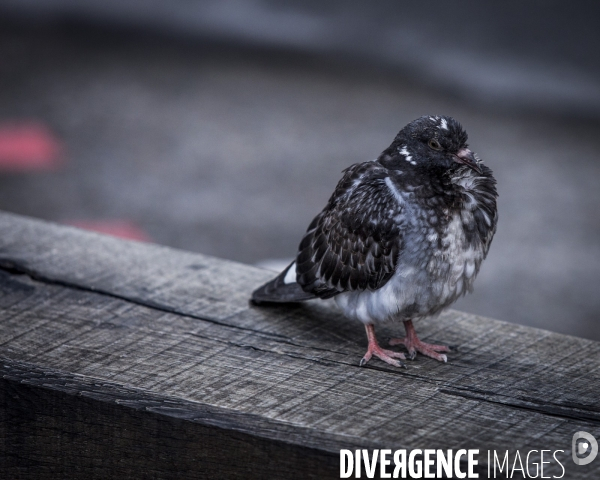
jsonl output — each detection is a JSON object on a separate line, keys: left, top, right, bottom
{"left": 0, "top": 212, "right": 598, "bottom": 479}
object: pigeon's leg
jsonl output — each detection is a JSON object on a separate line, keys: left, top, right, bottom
{"left": 389, "top": 320, "right": 450, "bottom": 362}
{"left": 360, "top": 324, "right": 406, "bottom": 368}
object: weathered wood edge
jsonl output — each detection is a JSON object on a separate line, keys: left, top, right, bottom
{"left": 0, "top": 359, "right": 495, "bottom": 479}
{"left": 1, "top": 367, "right": 340, "bottom": 480}
{"left": 1, "top": 357, "right": 368, "bottom": 455}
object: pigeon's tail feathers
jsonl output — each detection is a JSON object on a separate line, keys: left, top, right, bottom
{"left": 251, "top": 261, "right": 316, "bottom": 304}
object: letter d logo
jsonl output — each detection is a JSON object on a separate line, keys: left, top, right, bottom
{"left": 572, "top": 431, "right": 598, "bottom": 466}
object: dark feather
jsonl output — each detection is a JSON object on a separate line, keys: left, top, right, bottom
{"left": 295, "top": 162, "right": 404, "bottom": 298}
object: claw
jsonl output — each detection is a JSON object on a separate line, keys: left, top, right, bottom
{"left": 361, "top": 324, "right": 407, "bottom": 369}
{"left": 389, "top": 320, "right": 452, "bottom": 363}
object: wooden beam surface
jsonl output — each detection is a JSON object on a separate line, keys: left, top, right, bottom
{"left": 0, "top": 212, "right": 598, "bottom": 479}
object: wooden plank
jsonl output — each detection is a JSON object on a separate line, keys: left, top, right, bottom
{"left": 0, "top": 363, "right": 339, "bottom": 480}
{"left": 0, "top": 211, "right": 261, "bottom": 321}
{"left": 0, "top": 212, "right": 599, "bottom": 478}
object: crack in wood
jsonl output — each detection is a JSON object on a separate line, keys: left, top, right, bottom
{"left": 439, "top": 388, "right": 600, "bottom": 425}
{"left": 0, "top": 259, "right": 290, "bottom": 341}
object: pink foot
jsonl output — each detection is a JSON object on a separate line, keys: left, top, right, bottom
{"left": 360, "top": 324, "right": 406, "bottom": 368}
{"left": 389, "top": 320, "right": 450, "bottom": 363}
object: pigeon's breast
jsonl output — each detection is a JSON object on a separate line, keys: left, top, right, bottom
{"left": 335, "top": 169, "right": 495, "bottom": 325}
{"left": 335, "top": 209, "right": 484, "bottom": 324}
{"left": 423, "top": 209, "right": 485, "bottom": 307}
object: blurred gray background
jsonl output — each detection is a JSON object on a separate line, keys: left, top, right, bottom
{"left": 0, "top": 0, "right": 599, "bottom": 340}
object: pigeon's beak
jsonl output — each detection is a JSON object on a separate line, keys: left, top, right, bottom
{"left": 453, "top": 148, "right": 482, "bottom": 174}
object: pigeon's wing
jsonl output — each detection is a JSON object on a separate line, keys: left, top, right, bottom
{"left": 296, "top": 162, "right": 405, "bottom": 298}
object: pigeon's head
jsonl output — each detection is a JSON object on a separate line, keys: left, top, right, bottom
{"left": 382, "top": 115, "right": 482, "bottom": 175}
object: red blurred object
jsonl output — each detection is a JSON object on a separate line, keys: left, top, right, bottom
{"left": 66, "top": 220, "right": 151, "bottom": 242}
{"left": 0, "top": 122, "right": 63, "bottom": 170}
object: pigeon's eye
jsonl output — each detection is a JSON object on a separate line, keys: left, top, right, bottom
{"left": 428, "top": 138, "right": 442, "bottom": 151}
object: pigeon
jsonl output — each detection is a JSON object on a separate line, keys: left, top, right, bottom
{"left": 252, "top": 115, "right": 498, "bottom": 368}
